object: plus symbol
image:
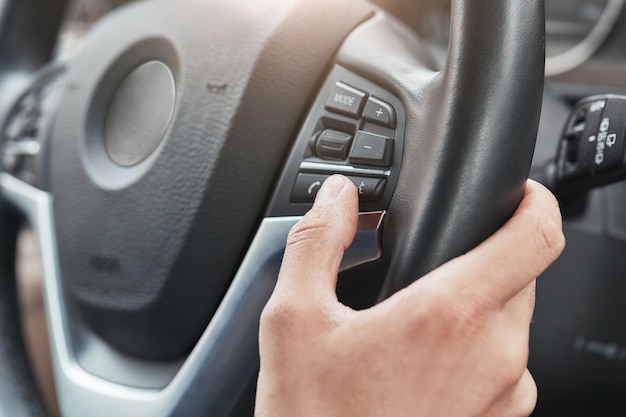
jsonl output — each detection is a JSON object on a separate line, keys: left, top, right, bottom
{"left": 375, "top": 108, "right": 384, "bottom": 117}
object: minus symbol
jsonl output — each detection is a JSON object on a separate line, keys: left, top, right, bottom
{"left": 364, "top": 145, "right": 373, "bottom": 150}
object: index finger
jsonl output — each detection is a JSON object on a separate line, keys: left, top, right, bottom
{"left": 272, "top": 175, "right": 359, "bottom": 309}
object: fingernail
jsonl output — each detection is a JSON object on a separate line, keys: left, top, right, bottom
{"left": 314, "top": 175, "right": 346, "bottom": 206}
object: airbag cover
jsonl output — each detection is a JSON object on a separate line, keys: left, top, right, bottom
{"left": 49, "top": 0, "right": 372, "bottom": 359}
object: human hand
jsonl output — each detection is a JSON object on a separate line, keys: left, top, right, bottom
{"left": 255, "top": 175, "right": 564, "bottom": 417}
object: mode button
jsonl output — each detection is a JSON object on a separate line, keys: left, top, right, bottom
{"left": 325, "top": 82, "right": 367, "bottom": 118}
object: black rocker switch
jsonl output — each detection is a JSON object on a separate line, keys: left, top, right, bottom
{"left": 315, "top": 129, "right": 353, "bottom": 160}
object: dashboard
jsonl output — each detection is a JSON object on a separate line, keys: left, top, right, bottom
{"left": 64, "top": 0, "right": 626, "bottom": 98}
{"left": 374, "top": 0, "right": 626, "bottom": 98}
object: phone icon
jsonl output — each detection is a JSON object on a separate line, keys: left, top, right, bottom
{"left": 308, "top": 181, "right": 322, "bottom": 195}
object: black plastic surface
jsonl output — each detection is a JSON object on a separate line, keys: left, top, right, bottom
{"left": 315, "top": 129, "right": 353, "bottom": 160}
{"left": 531, "top": 226, "right": 626, "bottom": 416}
{"left": 363, "top": 96, "right": 396, "bottom": 128}
{"left": 349, "top": 131, "right": 394, "bottom": 167}
{"left": 325, "top": 82, "right": 367, "bottom": 118}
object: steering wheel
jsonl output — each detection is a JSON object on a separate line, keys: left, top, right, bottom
{"left": 0, "top": 0, "right": 544, "bottom": 416}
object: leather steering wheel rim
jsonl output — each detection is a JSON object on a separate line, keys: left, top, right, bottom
{"left": 0, "top": 0, "right": 545, "bottom": 416}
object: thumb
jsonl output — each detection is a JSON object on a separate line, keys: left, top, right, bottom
{"left": 273, "top": 175, "right": 359, "bottom": 308}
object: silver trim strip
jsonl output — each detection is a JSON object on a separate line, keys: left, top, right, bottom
{"left": 341, "top": 211, "right": 384, "bottom": 271}
{"left": 2, "top": 140, "right": 41, "bottom": 157}
{"left": 0, "top": 172, "right": 384, "bottom": 417}
{"left": 300, "top": 161, "right": 391, "bottom": 177}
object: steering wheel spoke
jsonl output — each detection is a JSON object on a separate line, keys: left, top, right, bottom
{"left": 0, "top": 64, "right": 66, "bottom": 193}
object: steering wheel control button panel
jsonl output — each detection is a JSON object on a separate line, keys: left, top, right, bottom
{"left": 315, "top": 129, "right": 353, "bottom": 160}
{"left": 325, "top": 81, "right": 367, "bottom": 118}
{"left": 268, "top": 66, "right": 405, "bottom": 216}
{"left": 292, "top": 173, "right": 386, "bottom": 203}
{"left": 554, "top": 95, "right": 626, "bottom": 201}
{"left": 362, "top": 96, "right": 396, "bottom": 128}
{"left": 349, "top": 131, "right": 394, "bottom": 167}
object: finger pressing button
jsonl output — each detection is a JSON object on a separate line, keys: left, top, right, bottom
{"left": 291, "top": 173, "right": 386, "bottom": 203}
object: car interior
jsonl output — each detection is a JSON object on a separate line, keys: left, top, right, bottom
{"left": 1, "top": 0, "right": 626, "bottom": 416}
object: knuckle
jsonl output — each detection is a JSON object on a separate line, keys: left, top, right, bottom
{"left": 286, "top": 214, "right": 329, "bottom": 250}
{"left": 259, "top": 297, "right": 301, "bottom": 337}
{"left": 413, "top": 286, "right": 487, "bottom": 338}
{"left": 526, "top": 208, "right": 565, "bottom": 263}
